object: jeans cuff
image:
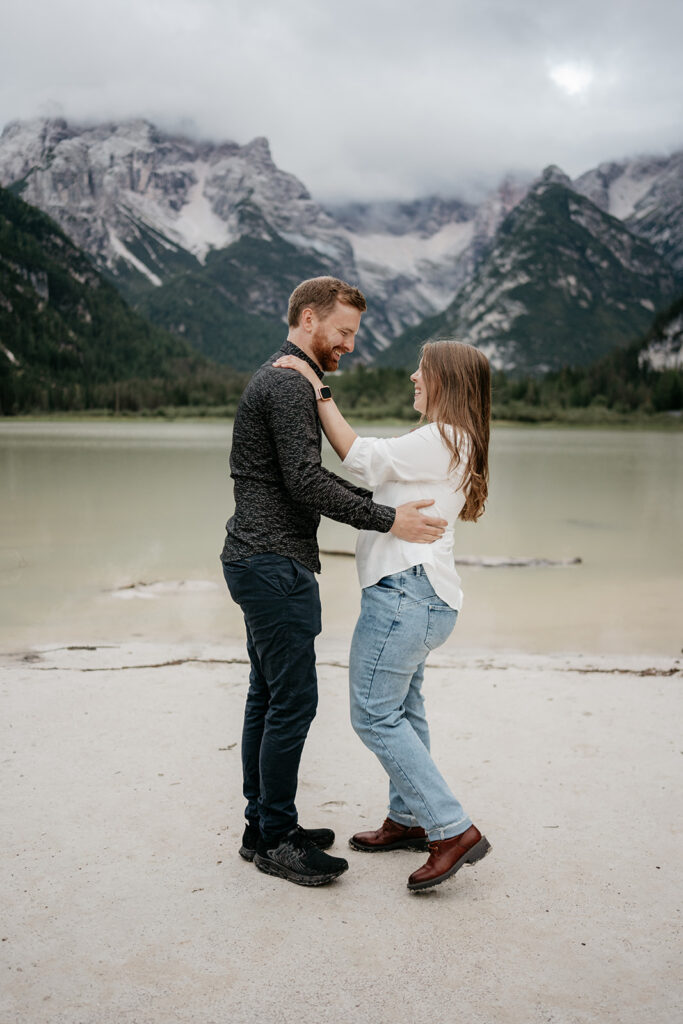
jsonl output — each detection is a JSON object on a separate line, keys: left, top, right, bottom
{"left": 427, "top": 815, "right": 472, "bottom": 842}
{"left": 388, "top": 808, "right": 420, "bottom": 827}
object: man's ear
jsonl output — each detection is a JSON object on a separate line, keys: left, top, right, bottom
{"left": 300, "top": 307, "right": 315, "bottom": 333}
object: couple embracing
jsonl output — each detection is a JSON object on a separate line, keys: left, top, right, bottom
{"left": 220, "top": 276, "right": 492, "bottom": 893}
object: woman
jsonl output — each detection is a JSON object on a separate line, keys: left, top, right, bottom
{"left": 273, "top": 340, "right": 492, "bottom": 892}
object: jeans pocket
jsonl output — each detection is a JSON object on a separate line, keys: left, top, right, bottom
{"left": 424, "top": 604, "right": 458, "bottom": 651}
{"left": 375, "top": 573, "right": 405, "bottom": 596}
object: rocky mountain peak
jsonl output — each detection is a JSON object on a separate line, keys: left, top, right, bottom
{"left": 0, "top": 117, "right": 347, "bottom": 275}
{"left": 537, "top": 165, "right": 573, "bottom": 189}
{"left": 572, "top": 149, "right": 683, "bottom": 270}
{"left": 241, "top": 135, "right": 274, "bottom": 164}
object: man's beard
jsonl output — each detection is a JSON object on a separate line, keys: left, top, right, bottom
{"left": 310, "top": 326, "right": 339, "bottom": 373}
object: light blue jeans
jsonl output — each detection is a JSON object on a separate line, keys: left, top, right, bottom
{"left": 349, "top": 565, "right": 472, "bottom": 841}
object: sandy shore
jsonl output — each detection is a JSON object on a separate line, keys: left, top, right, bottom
{"left": 2, "top": 640, "right": 681, "bottom": 1024}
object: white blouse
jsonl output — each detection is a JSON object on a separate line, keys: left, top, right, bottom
{"left": 342, "top": 422, "right": 468, "bottom": 611}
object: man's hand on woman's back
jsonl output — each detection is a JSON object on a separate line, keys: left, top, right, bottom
{"left": 391, "top": 499, "right": 447, "bottom": 543}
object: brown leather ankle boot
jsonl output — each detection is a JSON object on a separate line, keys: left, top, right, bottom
{"left": 407, "top": 825, "right": 491, "bottom": 891}
{"left": 349, "top": 817, "right": 428, "bottom": 852}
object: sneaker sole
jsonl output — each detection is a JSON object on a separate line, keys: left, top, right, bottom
{"left": 253, "top": 853, "right": 348, "bottom": 887}
{"left": 407, "top": 836, "right": 492, "bottom": 892}
{"left": 240, "top": 838, "right": 334, "bottom": 863}
{"left": 349, "top": 836, "right": 429, "bottom": 853}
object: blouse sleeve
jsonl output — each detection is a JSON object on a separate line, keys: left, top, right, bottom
{"left": 342, "top": 424, "right": 460, "bottom": 489}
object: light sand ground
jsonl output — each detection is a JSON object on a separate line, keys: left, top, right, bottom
{"left": 2, "top": 640, "right": 681, "bottom": 1024}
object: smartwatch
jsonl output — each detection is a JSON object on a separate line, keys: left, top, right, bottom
{"left": 316, "top": 385, "right": 333, "bottom": 402}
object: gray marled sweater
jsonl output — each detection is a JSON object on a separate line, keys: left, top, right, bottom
{"left": 221, "top": 341, "right": 396, "bottom": 573}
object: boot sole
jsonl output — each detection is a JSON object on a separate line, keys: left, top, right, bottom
{"left": 349, "top": 836, "right": 429, "bottom": 853}
{"left": 253, "top": 852, "right": 348, "bottom": 887}
{"left": 407, "top": 836, "right": 492, "bottom": 892}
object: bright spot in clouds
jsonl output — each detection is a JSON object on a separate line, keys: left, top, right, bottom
{"left": 549, "top": 63, "right": 594, "bottom": 96}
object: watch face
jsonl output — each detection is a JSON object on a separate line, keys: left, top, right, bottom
{"left": 319, "top": 386, "right": 333, "bottom": 401}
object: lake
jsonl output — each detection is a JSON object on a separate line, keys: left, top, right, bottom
{"left": 1, "top": 420, "right": 681, "bottom": 656}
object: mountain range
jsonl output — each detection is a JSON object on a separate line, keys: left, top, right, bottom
{"left": 0, "top": 117, "right": 681, "bottom": 375}
{"left": 383, "top": 169, "right": 677, "bottom": 373}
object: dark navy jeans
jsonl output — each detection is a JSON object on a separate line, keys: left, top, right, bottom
{"left": 222, "top": 553, "right": 322, "bottom": 841}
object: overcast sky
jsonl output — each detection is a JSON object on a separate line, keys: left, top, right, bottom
{"left": 2, "top": 0, "right": 682, "bottom": 201}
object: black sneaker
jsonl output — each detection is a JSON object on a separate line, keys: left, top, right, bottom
{"left": 239, "top": 822, "right": 335, "bottom": 862}
{"left": 253, "top": 827, "right": 348, "bottom": 886}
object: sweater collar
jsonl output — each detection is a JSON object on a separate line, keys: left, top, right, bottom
{"left": 280, "top": 340, "right": 324, "bottom": 381}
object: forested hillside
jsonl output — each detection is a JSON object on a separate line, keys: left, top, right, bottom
{"left": 0, "top": 187, "right": 247, "bottom": 414}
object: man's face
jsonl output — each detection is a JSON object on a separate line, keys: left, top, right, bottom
{"left": 308, "top": 300, "right": 362, "bottom": 372}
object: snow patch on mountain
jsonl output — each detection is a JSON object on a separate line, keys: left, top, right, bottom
{"left": 348, "top": 219, "right": 475, "bottom": 279}
{"left": 574, "top": 161, "right": 661, "bottom": 220}
{"left": 170, "top": 163, "right": 236, "bottom": 260}
{"left": 610, "top": 174, "right": 661, "bottom": 221}
{"left": 108, "top": 228, "right": 161, "bottom": 286}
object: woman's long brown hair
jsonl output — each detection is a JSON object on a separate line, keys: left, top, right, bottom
{"left": 420, "top": 340, "right": 491, "bottom": 522}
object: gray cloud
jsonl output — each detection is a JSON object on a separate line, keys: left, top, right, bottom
{"left": 1, "top": 0, "right": 681, "bottom": 200}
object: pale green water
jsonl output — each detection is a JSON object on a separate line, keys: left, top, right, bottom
{"left": 1, "top": 420, "right": 681, "bottom": 655}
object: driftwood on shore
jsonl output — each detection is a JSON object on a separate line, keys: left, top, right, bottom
{"left": 454, "top": 555, "right": 582, "bottom": 568}
{"left": 109, "top": 580, "right": 221, "bottom": 598}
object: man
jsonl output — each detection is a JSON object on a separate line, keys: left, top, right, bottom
{"left": 221, "top": 276, "right": 446, "bottom": 887}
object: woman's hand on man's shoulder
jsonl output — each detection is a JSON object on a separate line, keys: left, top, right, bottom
{"left": 272, "top": 354, "right": 319, "bottom": 388}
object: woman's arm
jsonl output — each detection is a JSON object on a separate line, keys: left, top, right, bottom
{"left": 271, "top": 355, "right": 457, "bottom": 491}
{"left": 272, "top": 354, "right": 357, "bottom": 460}
{"left": 343, "top": 427, "right": 456, "bottom": 489}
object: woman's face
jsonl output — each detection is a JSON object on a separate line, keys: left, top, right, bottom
{"left": 410, "top": 361, "right": 428, "bottom": 415}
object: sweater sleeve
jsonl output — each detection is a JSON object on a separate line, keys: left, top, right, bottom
{"left": 267, "top": 373, "right": 396, "bottom": 533}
